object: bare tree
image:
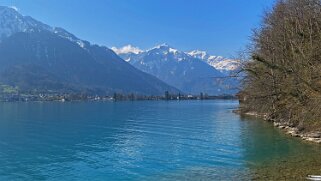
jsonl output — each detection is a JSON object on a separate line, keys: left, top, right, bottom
{"left": 242, "top": 0, "right": 321, "bottom": 130}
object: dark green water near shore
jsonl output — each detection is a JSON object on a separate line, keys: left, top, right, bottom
{"left": 0, "top": 100, "right": 320, "bottom": 180}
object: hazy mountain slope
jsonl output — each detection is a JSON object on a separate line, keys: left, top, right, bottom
{"left": 0, "top": 6, "right": 178, "bottom": 95}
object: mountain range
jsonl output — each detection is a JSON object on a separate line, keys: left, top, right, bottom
{"left": 113, "top": 44, "right": 240, "bottom": 95}
{"left": 0, "top": 6, "right": 240, "bottom": 96}
{"left": 0, "top": 6, "right": 179, "bottom": 95}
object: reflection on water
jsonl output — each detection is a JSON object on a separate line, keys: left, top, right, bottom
{"left": 0, "top": 101, "right": 320, "bottom": 180}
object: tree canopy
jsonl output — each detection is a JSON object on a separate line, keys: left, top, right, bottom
{"left": 242, "top": 0, "right": 321, "bottom": 130}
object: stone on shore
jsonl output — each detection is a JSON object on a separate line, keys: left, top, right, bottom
{"left": 287, "top": 128, "right": 300, "bottom": 137}
{"left": 306, "top": 132, "right": 321, "bottom": 138}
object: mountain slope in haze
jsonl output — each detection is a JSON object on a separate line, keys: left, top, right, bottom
{"left": 0, "top": 6, "right": 179, "bottom": 95}
{"left": 114, "top": 44, "right": 239, "bottom": 95}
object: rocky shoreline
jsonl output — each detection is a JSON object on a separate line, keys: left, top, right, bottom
{"left": 273, "top": 122, "right": 321, "bottom": 144}
{"left": 235, "top": 110, "right": 321, "bottom": 144}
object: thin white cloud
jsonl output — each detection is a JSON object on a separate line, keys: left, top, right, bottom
{"left": 111, "top": 45, "right": 143, "bottom": 54}
{"left": 10, "top": 6, "right": 19, "bottom": 11}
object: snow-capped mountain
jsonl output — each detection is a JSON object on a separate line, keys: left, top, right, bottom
{"left": 188, "top": 50, "right": 241, "bottom": 74}
{"left": 0, "top": 6, "right": 50, "bottom": 39}
{"left": 0, "top": 6, "right": 179, "bottom": 95}
{"left": 0, "top": 6, "right": 89, "bottom": 48}
{"left": 114, "top": 44, "right": 239, "bottom": 95}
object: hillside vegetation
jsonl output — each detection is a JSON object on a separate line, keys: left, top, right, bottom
{"left": 241, "top": 0, "right": 321, "bottom": 131}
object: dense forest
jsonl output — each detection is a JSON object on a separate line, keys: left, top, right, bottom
{"left": 241, "top": 0, "right": 321, "bottom": 131}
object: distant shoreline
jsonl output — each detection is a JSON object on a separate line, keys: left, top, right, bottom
{"left": 0, "top": 93, "right": 237, "bottom": 103}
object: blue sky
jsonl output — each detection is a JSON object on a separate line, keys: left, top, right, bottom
{"left": 1, "top": 0, "right": 275, "bottom": 57}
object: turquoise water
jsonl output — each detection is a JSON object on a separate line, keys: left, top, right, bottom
{"left": 0, "top": 100, "right": 320, "bottom": 180}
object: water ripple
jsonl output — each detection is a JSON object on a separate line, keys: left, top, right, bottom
{"left": 1, "top": 100, "right": 314, "bottom": 180}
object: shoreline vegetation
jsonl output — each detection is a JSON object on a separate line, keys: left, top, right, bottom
{"left": 239, "top": 0, "right": 321, "bottom": 145}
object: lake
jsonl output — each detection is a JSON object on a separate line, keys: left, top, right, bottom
{"left": 0, "top": 100, "right": 321, "bottom": 180}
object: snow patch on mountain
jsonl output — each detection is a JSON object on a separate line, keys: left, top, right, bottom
{"left": 188, "top": 50, "right": 240, "bottom": 72}
{"left": 188, "top": 50, "right": 208, "bottom": 59}
{"left": 9, "top": 6, "right": 18, "bottom": 11}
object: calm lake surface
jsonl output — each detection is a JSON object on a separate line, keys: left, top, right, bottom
{"left": 0, "top": 100, "right": 321, "bottom": 180}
